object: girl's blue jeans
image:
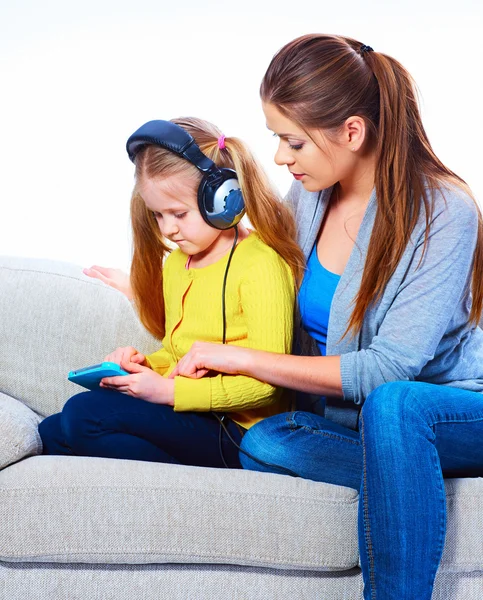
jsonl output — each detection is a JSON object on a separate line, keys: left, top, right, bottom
{"left": 239, "top": 381, "right": 483, "bottom": 600}
{"left": 38, "top": 389, "right": 244, "bottom": 468}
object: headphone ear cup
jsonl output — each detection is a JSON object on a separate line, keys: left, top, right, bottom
{"left": 198, "top": 169, "right": 246, "bottom": 230}
{"left": 223, "top": 189, "right": 245, "bottom": 222}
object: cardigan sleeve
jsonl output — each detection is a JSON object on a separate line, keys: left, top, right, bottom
{"left": 173, "top": 253, "right": 295, "bottom": 413}
{"left": 340, "top": 191, "right": 479, "bottom": 404}
{"left": 144, "top": 347, "right": 171, "bottom": 376}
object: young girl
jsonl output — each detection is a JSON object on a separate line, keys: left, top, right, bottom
{"left": 38, "top": 116, "right": 304, "bottom": 469}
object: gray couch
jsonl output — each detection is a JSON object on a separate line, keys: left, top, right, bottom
{"left": 1, "top": 255, "right": 482, "bottom": 600}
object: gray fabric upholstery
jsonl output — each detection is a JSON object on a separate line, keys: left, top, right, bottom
{"left": 0, "top": 563, "right": 365, "bottom": 600}
{"left": 0, "top": 455, "right": 359, "bottom": 570}
{"left": 0, "top": 255, "right": 160, "bottom": 418}
{"left": 0, "top": 393, "right": 43, "bottom": 469}
{"left": 1, "top": 564, "right": 482, "bottom": 600}
{"left": 1, "top": 254, "right": 482, "bottom": 598}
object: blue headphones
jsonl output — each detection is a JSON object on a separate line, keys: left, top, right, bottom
{"left": 126, "top": 120, "right": 246, "bottom": 230}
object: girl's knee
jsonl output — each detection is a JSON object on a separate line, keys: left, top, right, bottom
{"left": 61, "top": 391, "right": 102, "bottom": 446}
{"left": 38, "top": 413, "right": 62, "bottom": 447}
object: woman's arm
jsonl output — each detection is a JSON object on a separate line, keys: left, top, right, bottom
{"left": 173, "top": 189, "right": 479, "bottom": 402}
{"left": 171, "top": 343, "right": 342, "bottom": 397}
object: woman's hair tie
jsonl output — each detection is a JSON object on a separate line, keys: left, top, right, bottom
{"left": 360, "top": 44, "right": 374, "bottom": 55}
{"left": 217, "top": 135, "right": 226, "bottom": 150}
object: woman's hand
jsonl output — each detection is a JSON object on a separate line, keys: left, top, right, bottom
{"left": 169, "top": 342, "right": 252, "bottom": 379}
{"left": 83, "top": 265, "right": 133, "bottom": 300}
{"left": 100, "top": 362, "right": 174, "bottom": 405}
{"left": 104, "top": 346, "right": 146, "bottom": 367}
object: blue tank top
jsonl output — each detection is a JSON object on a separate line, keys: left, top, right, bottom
{"left": 299, "top": 243, "right": 341, "bottom": 356}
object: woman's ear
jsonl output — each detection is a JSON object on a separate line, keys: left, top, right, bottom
{"left": 341, "top": 116, "right": 366, "bottom": 151}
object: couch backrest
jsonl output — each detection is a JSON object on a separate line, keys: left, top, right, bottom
{"left": 0, "top": 256, "right": 161, "bottom": 417}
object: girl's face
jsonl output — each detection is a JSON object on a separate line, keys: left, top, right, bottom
{"left": 139, "top": 174, "right": 221, "bottom": 255}
{"left": 262, "top": 101, "right": 358, "bottom": 192}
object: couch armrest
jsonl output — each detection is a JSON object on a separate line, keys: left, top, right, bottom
{"left": 0, "top": 392, "right": 43, "bottom": 470}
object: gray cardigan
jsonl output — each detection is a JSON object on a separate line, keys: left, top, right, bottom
{"left": 287, "top": 181, "right": 483, "bottom": 430}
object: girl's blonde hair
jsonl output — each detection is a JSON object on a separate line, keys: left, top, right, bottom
{"left": 130, "top": 117, "right": 305, "bottom": 339}
{"left": 261, "top": 34, "right": 483, "bottom": 336}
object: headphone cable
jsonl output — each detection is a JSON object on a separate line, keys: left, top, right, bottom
{"left": 221, "top": 225, "right": 239, "bottom": 345}
{"left": 215, "top": 225, "right": 300, "bottom": 477}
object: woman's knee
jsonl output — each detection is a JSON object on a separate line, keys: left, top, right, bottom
{"left": 240, "top": 413, "right": 294, "bottom": 472}
{"left": 361, "top": 381, "right": 428, "bottom": 441}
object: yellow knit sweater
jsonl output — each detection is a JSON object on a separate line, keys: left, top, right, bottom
{"left": 144, "top": 232, "right": 295, "bottom": 429}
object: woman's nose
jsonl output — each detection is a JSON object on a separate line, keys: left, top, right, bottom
{"left": 274, "top": 141, "right": 294, "bottom": 167}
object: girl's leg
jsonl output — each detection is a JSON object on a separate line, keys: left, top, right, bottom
{"left": 38, "top": 389, "right": 243, "bottom": 468}
{"left": 359, "top": 381, "right": 483, "bottom": 600}
{"left": 39, "top": 412, "right": 75, "bottom": 455}
{"left": 240, "top": 410, "right": 363, "bottom": 489}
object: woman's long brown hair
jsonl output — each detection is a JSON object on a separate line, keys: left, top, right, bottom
{"left": 130, "top": 117, "right": 305, "bottom": 339}
{"left": 261, "top": 34, "right": 483, "bottom": 336}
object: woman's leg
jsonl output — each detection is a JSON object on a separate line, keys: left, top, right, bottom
{"left": 240, "top": 410, "right": 363, "bottom": 489}
{"left": 38, "top": 389, "right": 243, "bottom": 468}
{"left": 359, "top": 381, "right": 483, "bottom": 600}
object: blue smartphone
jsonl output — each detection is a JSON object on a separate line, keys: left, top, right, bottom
{"left": 68, "top": 362, "right": 129, "bottom": 390}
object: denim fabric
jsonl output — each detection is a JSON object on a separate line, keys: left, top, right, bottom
{"left": 39, "top": 389, "right": 244, "bottom": 468}
{"left": 240, "top": 381, "right": 483, "bottom": 599}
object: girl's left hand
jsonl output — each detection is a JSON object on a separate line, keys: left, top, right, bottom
{"left": 100, "top": 362, "right": 174, "bottom": 405}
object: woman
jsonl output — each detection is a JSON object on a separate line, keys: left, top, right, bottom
{"left": 166, "top": 35, "right": 483, "bottom": 599}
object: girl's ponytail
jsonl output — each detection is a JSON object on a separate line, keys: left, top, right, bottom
{"left": 220, "top": 137, "right": 305, "bottom": 286}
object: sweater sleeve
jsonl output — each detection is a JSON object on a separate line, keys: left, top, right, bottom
{"left": 144, "top": 347, "right": 171, "bottom": 376}
{"left": 340, "top": 192, "right": 479, "bottom": 404}
{"left": 174, "top": 255, "right": 295, "bottom": 413}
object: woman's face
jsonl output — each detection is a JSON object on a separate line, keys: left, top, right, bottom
{"left": 262, "top": 101, "right": 357, "bottom": 193}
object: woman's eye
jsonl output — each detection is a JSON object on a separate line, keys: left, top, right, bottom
{"left": 152, "top": 211, "right": 162, "bottom": 219}
{"left": 174, "top": 212, "right": 187, "bottom": 219}
{"left": 288, "top": 142, "right": 304, "bottom": 151}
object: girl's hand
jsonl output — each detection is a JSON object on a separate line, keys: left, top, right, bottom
{"left": 104, "top": 346, "right": 146, "bottom": 367}
{"left": 169, "top": 342, "right": 251, "bottom": 379}
{"left": 100, "top": 362, "right": 174, "bottom": 405}
{"left": 83, "top": 265, "right": 133, "bottom": 300}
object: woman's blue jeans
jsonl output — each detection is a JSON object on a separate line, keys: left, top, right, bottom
{"left": 239, "top": 381, "right": 483, "bottom": 600}
{"left": 38, "top": 389, "right": 244, "bottom": 468}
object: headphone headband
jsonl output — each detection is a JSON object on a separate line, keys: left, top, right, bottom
{"left": 127, "top": 120, "right": 216, "bottom": 174}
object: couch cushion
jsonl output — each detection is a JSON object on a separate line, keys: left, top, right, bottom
{"left": 1, "top": 457, "right": 482, "bottom": 573}
{"left": 440, "top": 478, "right": 483, "bottom": 571}
{"left": 0, "top": 456, "right": 360, "bottom": 571}
{"left": 0, "top": 256, "right": 160, "bottom": 418}
{"left": 0, "top": 393, "right": 43, "bottom": 469}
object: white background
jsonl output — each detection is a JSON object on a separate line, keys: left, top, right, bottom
{"left": 1, "top": 0, "right": 482, "bottom": 272}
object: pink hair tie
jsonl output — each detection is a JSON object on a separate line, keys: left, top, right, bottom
{"left": 217, "top": 135, "right": 226, "bottom": 150}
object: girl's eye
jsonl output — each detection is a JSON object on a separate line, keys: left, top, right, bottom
{"left": 152, "top": 211, "right": 161, "bottom": 219}
{"left": 174, "top": 212, "right": 187, "bottom": 219}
